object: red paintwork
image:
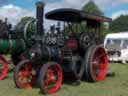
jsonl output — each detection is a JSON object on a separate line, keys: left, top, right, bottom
{"left": 0, "top": 55, "right": 9, "bottom": 80}
{"left": 65, "top": 40, "right": 78, "bottom": 50}
{"left": 92, "top": 47, "right": 108, "bottom": 81}
{"left": 42, "top": 64, "right": 62, "bottom": 94}
{"left": 16, "top": 62, "right": 36, "bottom": 88}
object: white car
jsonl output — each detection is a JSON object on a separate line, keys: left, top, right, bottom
{"left": 104, "top": 32, "right": 128, "bottom": 63}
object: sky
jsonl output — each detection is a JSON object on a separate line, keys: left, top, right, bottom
{"left": 0, "top": 0, "right": 128, "bottom": 26}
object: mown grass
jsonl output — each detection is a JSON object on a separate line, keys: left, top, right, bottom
{"left": 0, "top": 63, "right": 128, "bottom": 96}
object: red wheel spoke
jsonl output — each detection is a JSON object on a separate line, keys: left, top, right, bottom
{"left": 93, "top": 64, "right": 99, "bottom": 69}
{"left": 14, "top": 60, "right": 37, "bottom": 88}
{"left": 40, "top": 63, "right": 62, "bottom": 94}
{"left": 94, "top": 54, "right": 105, "bottom": 61}
{"left": 24, "top": 64, "right": 31, "bottom": 71}
{"left": 0, "top": 56, "right": 9, "bottom": 80}
{"left": 99, "top": 64, "right": 106, "bottom": 70}
{"left": 22, "top": 71, "right": 28, "bottom": 77}
{"left": 91, "top": 47, "right": 108, "bottom": 81}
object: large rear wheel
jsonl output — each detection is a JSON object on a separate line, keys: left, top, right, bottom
{"left": 0, "top": 56, "right": 9, "bottom": 80}
{"left": 85, "top": 45, "right": 108, "bottom": 82}
{"left": 40, "top": 62, "right": 62, "bottom": 94}
{"left": 14, "top": 60, "right": 37, "bottom": 88}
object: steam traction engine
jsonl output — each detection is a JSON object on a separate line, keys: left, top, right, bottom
{"left": 0, "top": 18, "right": 27, "bottom": 80}
{"left": 13, "top": 2, "right": 112, "bottom": 94}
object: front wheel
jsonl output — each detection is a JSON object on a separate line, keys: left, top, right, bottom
{"left": 40, "top": 62, "right": 62, "bottom": 94}
{"left": 14, "top": 60, "right": 37, "bottom": 88}
{"left": 0, "top": 56, "right": 9, "bottom": 80}
{"left": 85, "top": 45, "right": 108, "bottom": 82}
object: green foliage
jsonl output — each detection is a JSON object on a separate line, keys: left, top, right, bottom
{"left": 64, "top": 1, "right": 104, "bottom": 35}
{"left": 14, "top": 17, "right": 36, "bottom": 39}
{"left": 15, "top": 17, "right": 35, "bottom": 33}
{"left": 82, "top": 1, "right": 110, "bottom": 40}
{"left": 100, "top": 23, "right": 112, "bottom": 38}
{"left": 82, "top": 1, "right": 103, "bottom": 15}
{"left": 18, "top": 17, "right": 34, "bottom": 24}
{"left": 64, "top": 23, "right": 87, "bottom": 35}
{"left": 110, "top": 15, "right": 128, "bottom": 32}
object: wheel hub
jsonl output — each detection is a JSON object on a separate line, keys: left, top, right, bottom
{"left": 22, "top": 71, "right": 29, "bottom": 77}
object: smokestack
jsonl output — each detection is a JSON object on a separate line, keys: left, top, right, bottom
{"left": 4, "top": 18, "right": 8, "bottom": 24}
{"left": 36, "top": 2, "right": 45, "bottom": 36}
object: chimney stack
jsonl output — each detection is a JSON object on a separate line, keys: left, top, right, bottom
{"left": 36, "top": 2, "right": 45, "bottom": 36}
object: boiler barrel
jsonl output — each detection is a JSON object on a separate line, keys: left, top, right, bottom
{"left": 0, "top": 39, "right": 25, "bottom": 54}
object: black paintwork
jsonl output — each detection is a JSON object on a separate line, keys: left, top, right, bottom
{"left": 45, "top": 8, "right": 112, "bottom": 23}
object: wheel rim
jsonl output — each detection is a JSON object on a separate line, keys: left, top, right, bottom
{"left": 92, "top": 47, "right": 108, "bottom": 81}
{"left": 16, "top": 61, "right": 36, "bottom": 88}
{"left": 0, "top": 56, "right": 8, "bottom": 80}
{"left": 43, "top": 64, "right": 62, "bottom": 94}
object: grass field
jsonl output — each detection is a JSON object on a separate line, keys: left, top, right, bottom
{"left": 0, "top": 63, "right": 128, "bottom": 96}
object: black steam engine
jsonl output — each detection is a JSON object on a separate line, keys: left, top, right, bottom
{"left": 13, "top": 2, "right": 112, "bottom": 94}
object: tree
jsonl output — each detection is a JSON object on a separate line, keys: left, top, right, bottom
{"left": 82, "top": 1, "right": 111, "bottom": 41}
{"left": 110, "top": 15, "right": 128, "bottom": 32}
{"left": 14, "top": 17, "right": 36, "bottom": 38}
{"left": 63, "top": 1, "right": 105, "bottom": 35}
{"left": 15, "top": 17, "right": 35, "bottom": 32}
{"left": 82, "top": 1, "right": 103, "bottom": 15}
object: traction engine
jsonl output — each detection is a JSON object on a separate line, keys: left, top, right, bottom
{"left": 0, "top": 18, "right": 27, "bottom": 80}
{"left": 12, "top": 1, "right": 111, "bottom": 94}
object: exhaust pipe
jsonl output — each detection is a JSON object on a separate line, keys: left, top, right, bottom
{"left": 36, "top": 2, "right": 45, "bottom": 36}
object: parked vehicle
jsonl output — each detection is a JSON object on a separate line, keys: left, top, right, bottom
{"left": 0, "top": 18, "right": 26, "bottom": 80}
{"left": 104, "top": 32, "right": 128, "bottom": 63}
{"left": 11, "top": 2, "right": 112, "bottom": 94}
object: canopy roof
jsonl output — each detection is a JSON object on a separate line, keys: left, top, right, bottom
{"left": 45, "top": 8, "right": 112, "bottom": 23}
